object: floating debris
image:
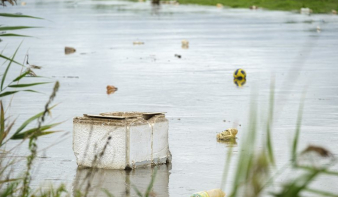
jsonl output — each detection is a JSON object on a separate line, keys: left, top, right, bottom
{"left": 216, "top": 128, "right": 238, "bottom": 141}
{"left": 24, "top": 68, "right": 37, "bottom": 77}
{"left": 216, "top": 3, "right": 223, "bottom": 8}
{"left": 65, "top": 46, "right": 76, "bottom": 55}
{"left": 30, "top": 65, "right": 42, "bottom": 69}
{"left": 73, "top": 112, "right": 170, "bottom": 169}
{"left": 250, "top": 5, "right": 258, "bottom": 10}
{"left": 233, "top": 68, "right": 246, "bottom": 80}
{"left": 332, "top": 10, "right": 337, "bottom": 15}
{"left": 162, "top": 0, "right": 179, "bottom": 5}
{"left": 301, "top": 145, "right": 332, "bottom": 158}
{"left": 191, "top": 189, "right": 225, "bottom": 197}
{"left": 21, "top": 2, "right": 26, "bottom": 6}
{"left": 300, "top": 8, "right": 312, "bottom": 15}
{"left": 1, "top": 0, "right": 15, "bottom": 5}
{"left": 152, "top": 0, "right": 160, "bottom": 5}
{"left": 133, "top": 41, "right": 144, "bottom": 45}
{"left": 106, "top": 85, "right": 118, "bottom": 95}
{"left": 174, "top": 54, "right": 181, "bottom": 58}
{"left": 182, "top": 40, "right": 189, "bottom": 49}
{"left": 316, "top": 26, "right": 321, "bottom": 33}
{"left": 52, "top": 76, "right": 79, "bottom": 78}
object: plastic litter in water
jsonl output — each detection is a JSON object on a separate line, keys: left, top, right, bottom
{"left": 106, "top": 85, "right": 118, "bottom": 95}
{"left": 191, "top": 189, "right": 226, "bottom": 197}
{"left": 65, "top": 46, "right": 76, "bottom": 55}
{"left": 216, "top": 128, "right": 238, "bottom": 141}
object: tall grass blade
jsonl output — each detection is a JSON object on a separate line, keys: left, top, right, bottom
{"left": 1, "top": 120, "right": 15, "bottom": 145}
{"left": 101, "top": 188, "right": 115, "bottom": 197}
{"left": 12, "top": 70, "right": 30, "bottom": 82}
{"left": 305, "top": 188, "right": 338, "bottom": 197}
{"left": 0, "top": 178, "right": 20, "bottom": 184}
{"left": 145, "top": 167, "right": 157, "bottom": 197}
{"left": 0, "top": 54, "right": 24, "bottom": 66}
{"left": 11, "top": 104, "right": 56, "bottom": 138}
{"left": 131, "top": 184, "right": 143, "bottom": 197}
{"left": 0, "top": 89, "right": 40, "bottom": 97}
{"left": 0, "top": 13, "right": 43, "bottom": 19}
{"left": 0, "top": 90, "right": 18, "bottom": 97}
{"left": 272, "top": 169, "right": 319, "bottom": 196}
{"left": 0, "top": 101, "right": 4, "bottom": 144}
{"left": 291, "top": 91, "right": 306, "bottom": 163}
{"left": 1, "top": 42, "right": 22, "bottom": 91}
{"left": 0, "top": 181, "right": 19, "bottom": 196}
{"left": 0, "top": 26, "right": 39, "bottom": 31}
{"left": 10, "top": 122, "right": 61, "bottom": 139}
{"left": 230, "top": 91, "right": 258, "bottom": 197}
{"left": 220, "top": 144, "right": 233, "bottom": 191}
{"left": 0, "top": 33, "right": 31, "bottom": 37}
{"left": 266, "top": 79, "right": 275, "bottom": 165}
{"left": 297, "top": 165, "right": 338, "bottom": 176}
{"left": 8, "top": 82, "right": 51, "bottom": 88}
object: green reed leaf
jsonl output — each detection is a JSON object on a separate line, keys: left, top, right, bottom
{"left": 8, "top": 82, "right": 50, "bottom": 88}
{"left": 0, "top": 13, "right": 43, "bottom": 19}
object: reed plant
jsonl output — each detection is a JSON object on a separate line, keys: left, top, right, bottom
{"left": 220, "top": 81, "right": 338, "bottom": 197}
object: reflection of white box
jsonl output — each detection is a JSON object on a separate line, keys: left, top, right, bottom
{"left": 73, "top": 164, "right": 171, "bottom": 197}
{"left": 73, "top": 112, "right": 171, "bottom": 169}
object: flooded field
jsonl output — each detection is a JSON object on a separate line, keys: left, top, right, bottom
{"left": 1, "top": 0, "right": 338, "bottom": 196}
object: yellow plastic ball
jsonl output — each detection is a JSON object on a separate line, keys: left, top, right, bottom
{"left": 233, "top": 69, "right": 246, "bottom": 80}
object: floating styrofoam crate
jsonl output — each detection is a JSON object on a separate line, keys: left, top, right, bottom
{"left": 73, "top": 112, "right": 171, "bottom": 169}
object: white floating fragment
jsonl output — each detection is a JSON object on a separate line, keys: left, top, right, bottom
{"left": 300, "top": 8, "right": 312, "bottom": 15}
{"left": 133, "top": 41, "right": 144, "bottom": 45}
{"left": 216, "top": 3, "right": 223, "bottom": 8}
{"left": 73, "top": 112, "right": 171, "bottom": 169}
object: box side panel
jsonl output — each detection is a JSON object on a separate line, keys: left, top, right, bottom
{"left": 73, "top": 121, "right": 126, "bottom": 169}
{"left": 129, "top": 124, "right": 152, "bottom": 167}
{"left": 153, "top": 120, "right": 169, "bottom": 163}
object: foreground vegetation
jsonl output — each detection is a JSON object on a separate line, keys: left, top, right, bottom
{"left": 177, "top": 0, "right": 338, "bottom": 13}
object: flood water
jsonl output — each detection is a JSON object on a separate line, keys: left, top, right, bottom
{"left": 1, "top": 0, "right": 338, "bottom": 196}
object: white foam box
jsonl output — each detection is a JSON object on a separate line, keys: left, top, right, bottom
{"left": 73, "top": 112, "right": 171, "bottom": 169}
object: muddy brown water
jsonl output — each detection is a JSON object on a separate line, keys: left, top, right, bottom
{"left": 1, "top": 0, "right": 338, "bottom": 196}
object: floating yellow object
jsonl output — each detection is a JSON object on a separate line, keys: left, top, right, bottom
{"left": 182, "top": 40, "right": 189, "bottom": 49}
{"left": 233, "top": 68, "right": 246, "bottom": 80}
{"left": 191, "top": 189, "right": 226, "bottom": 197}
{"left": 217, "top": 128, "right": 238, "bottom": 141}
{"left": 133, "top": 41, "right": 144, "bottom": 45}
{"left": 216, "top": 3, "right": 223, "bottom": 8}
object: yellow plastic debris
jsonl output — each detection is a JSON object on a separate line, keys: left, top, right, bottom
{"left": 181, "top": 40, "right": 189, "bottom": 49}
{"left": 216, "top": 128, "right": 238, "bottom": 141}
{"left": 133, "top": 41, "right": 144, "bottom": 45}
{"left": 191, "top": 189, "right": 226, "bottom": 197}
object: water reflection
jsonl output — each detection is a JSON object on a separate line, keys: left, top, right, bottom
{"left": 73, "top": 164, "right": 171, "bottom": 197}
{"left": 217, "top": 138, "right": 237, "bottom": 146}
{"left": 233, "top": 78, "right": 246, "bottom": 87}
